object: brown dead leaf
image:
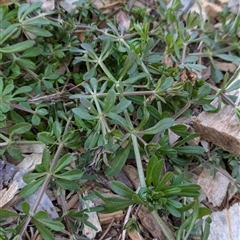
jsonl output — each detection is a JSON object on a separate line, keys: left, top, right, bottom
{"left": 162, "top": 54, "right": 174, "bottom": 67}
{"left": 98, "top": 210, "right": 124, "bottom": 224}
{"left": 0, "top": 0, "right": 13, "bottom": 5}
{"left": 117, "top": 10, "right": 131, "bottom": 31}
{"left": 138, "top": 206, "right": 165, "bottom": 239}
{"left": 127, "top": 230, "right": 144, "bottom": 240}
{"left": 214, "top": 60, "right": 237, "bottom": 73}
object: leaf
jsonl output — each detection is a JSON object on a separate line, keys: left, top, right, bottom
{"left": 95, "top": 191, "right": 134, "bottom": 213}
{"left": 55, "top": 178, "right": 79, "bottom": 190}
{"left": 52, "top": 153, "right": 73, "bottom": 173}
{"left": 216, "top": 54, "right": 240, "bottom": 62}
{"left": 165, "top": 204, "right": 181, "bottom": 217}
{"left": 9, "top": 122, "right": 32, "bottom": 136}
{"left": 0, "top": 209, "right": 20, "bottom": 217}
{"left": 174, "top": 145, "right": 205, "bottom": 155}
{"left": 109, "top": 181, "right": 135, "bottom": 198}
{"left": 106, "top": 112, "right": 131, "bottom": 131}
{"left": 103, "top": 89, "right": 116, "bottom": 113}
{"left": 0, "top": 40, "right": 35, "bottom": 53}
{"left": 7, "top": 146, "right": 24, "bottom": 160}
{"left": 18, "top": 2, "right": 42, "bottom": 20}
{"left": 146, "top": 155, "right": 158, "bottom": 187}
{"left": 23, "top": 172, "right": 47, "bottom": 183}
{"left": 20, "top": 177, "right": 45, "bottom": 198}
{"left": 156, "top": 172, "right": 174, "bottom": 191}
{"left": 52, "top": 121, "right": 62, "bottom": 140}
{"left": 32, "top": 219, "right": 54, "bottom": 240}
{"left": 72, "top": 106, "right": 98, "bottom": 120}
{"left": 152, "top": 159, "right": 164, "bottom": 188}
{"left": 55, "top": 169, "right": 83, "bottom": 180}
{"left": 111, "top": 99, "right": 132, "bottom": 114}
{"left": 12, "top": 86, "right": 32, "bottom": 96}
{"left": 139, "top": 118, "right": 174, "bottom": 135}
{"left": 33, "top": 211, "right": 49, "bottom": 219}
{"left": 105, "top": 144, "right": 130, "bottom": 176}
{"left": 38, "top": 132, "right": 56, "bottom": 144}
{"left": 37, "top": 219, "right": 65, "bottom": 231}
{"left": 16, "top": 58, "right": 36, "bottom": 70}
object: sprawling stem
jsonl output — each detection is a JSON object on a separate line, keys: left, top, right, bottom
{"left": 19, "top": 117, "right": 72, "bottom": 236}
{"left": 131, "top": 133, "right": 146, "bottom": 188}
{"left": 152, "top": 210, "right": 175, "bottom": 240}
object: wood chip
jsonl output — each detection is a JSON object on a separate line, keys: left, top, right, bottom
{"left": 137, "top": 206, "right": 165, "bottom": 239}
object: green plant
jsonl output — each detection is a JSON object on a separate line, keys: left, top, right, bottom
{"left": 0, "top": 0, "right": 239, "bottom": 239}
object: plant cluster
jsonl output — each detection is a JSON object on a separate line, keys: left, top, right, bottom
{"left": 0, "top": 0, "right": 239, "bottom": 239}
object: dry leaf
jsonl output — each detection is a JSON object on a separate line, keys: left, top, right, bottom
{"left": 82, "top": 197, "right": 102, "bottom": 239}
{"left": 117, "top": 10, "right": 131, "bottom": 31}
{"left": 26, "top": 0, "right": 55, "bottom": 11}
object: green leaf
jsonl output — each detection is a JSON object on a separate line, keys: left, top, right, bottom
{"left": 55, "top": 178, "right": 79, "bottom": 190}
{"left": 18, "top": 2, "right": 42, "bottom": 20}
{"left": 41, "top": 148, "right": 51, "bottom": 171}
{"left": 156, "top": 172, "right": 174, "bottom": 191}
{"left": 146, "top": 155, "right": 158, "bottom": 187}
{"left": 165, "top": 204, "right": 181, "bottom": 217}
{"left": 226, "top": 79, "right": 240, "bottom": 92}
{"left": 20, "top": 177, "right": 45, "bottom": 198}
{"left": 106, "top": 112, "right": 131, "bottom": 131}
{"left": 109, "top": 181, "right": 135, "bottom": 198}
{"left": 105, "top": 144, "right": 131, "bottom": 176}
{"left": 0, "top": 209, "right": 20, "bottom": 217}
{"left": 52, "top": 121, "right": 62, "bottom": 140}
{"left": 20, "top": 47, "right": 42, "bottom": 58}
{"left": 111, "top": 99, "right": 132, "bottom": 114}
{"left": 72, "top": 106, "right": 98, "bottom": 120}
{"left": 52, "top": 153, "right": 73, "bottom": 173}
{"left": 37, "top": 219, "right": 65, "bottom": 231}
{"left": 55, "top": 169, "right": 83, "bottom": 180}
{"left": 38, "top": 132, "right": 56, "bottom": 144}
{"left": 12, "top": 86, "right": 32, "bottom": 96}
{"left": 7, "top": 146, "right": 24, "bottom": 160}
{"left": 216, "top": 54, "right": 240, "bottom": 62}
{"left": 139, "top": 118, "right": 174, "bottom": 135}
{"left": 9, "top": 122, "right": 31, "bottom": 136}
{"left": 32, "top": 219, "right": 54, "bottom": 240}
{"left": 152, "top": 159, "right": 164, "bottom": 187}
{"left": 95, "top": 191, "right": 134, "bottom": 213}
{"left": 174, "top": 145, "right": 205, "bottom": 155}
{"left": 0, "top": 40, "right": 35, "bottom": 53}
{"left": 33, "top": 211, "right": 49, "bottom": 219}
{"left": 23, "top": 172, "right": 47, "bottom": 183}
{"left": 16, "top": 58, "right": 36, "bottom": 70}
{"left": 103, "top": 89, "right": 116, "bottom": 113}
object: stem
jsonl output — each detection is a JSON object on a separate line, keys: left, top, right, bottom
{"left": 131, "top": 134, "right": 146, "bottom": 188}
{"left": 181, "top": 43, "right": 187, "bottom": 65}
{"left": 19, "top": 117, "right": 72, "bottom": 236}
{"left": 151, "top": 210, "right": 175, "bottom": 240}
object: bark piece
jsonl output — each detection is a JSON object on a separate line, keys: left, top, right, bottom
{"left": 137, "top": 206, "right": 165, "bottom": 239}
{"left": 194, "top": 97, "right": 240, "bottom": 154}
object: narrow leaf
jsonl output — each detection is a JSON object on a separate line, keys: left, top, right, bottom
{"left": 105, "top": 144, "right": 130, "bottom": 176}
{"left": 52, "top": 153, "right": 73, "bottom": 173}
{"left": 139, "top": 118, "right": 174, "bottom": 135}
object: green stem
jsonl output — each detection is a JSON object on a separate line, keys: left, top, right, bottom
{"left": 98, "top": 60, "right": 117, "bottom": 83}
{"left": 19, "top": 117, "right": 72, "bottom": 236}
{"left": 152, "top": 210, "right": 175, "bottom": 240}
{"left": 131, "top": 134, "right": 146, "bottom": 188}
